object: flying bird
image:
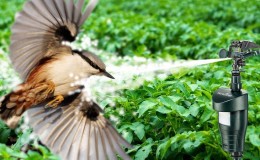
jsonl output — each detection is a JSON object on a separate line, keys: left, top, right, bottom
{"left": 0, "top": 0, "right": 131, "bottom": 159}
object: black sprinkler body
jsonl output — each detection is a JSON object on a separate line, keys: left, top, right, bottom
{"left": 212, "top": 40, "right": 260, "bottom": 160}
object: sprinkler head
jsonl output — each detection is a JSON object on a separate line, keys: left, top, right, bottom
{"left": 219, "top": 40, "right": 260, "bottom": 60}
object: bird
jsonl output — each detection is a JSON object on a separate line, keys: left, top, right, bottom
{"left": 0, "top": 0, "right": 131, "bottom": 159}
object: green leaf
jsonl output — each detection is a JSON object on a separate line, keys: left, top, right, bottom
{"left": 249, "top": 134, "right": 260, "bottom": 147}
{"left": 214, "top": 70, "right": 225, "bottom": 79}
{"left": 194, "top": 152, "right": 209, "bottom": 160}
{"left": 156, "top": 106, "right": 172, "bottom": 114}
{"left": 200, "top": 108, "right": 213, "bottom": 123}
{"left": 168, "top": 95, "right": 181, "bottom": 102}
{"left": 172, "top": 104, "right": 188, "bottom": 117}
{"left": 26, "top": 151, "right": 44, "bottom": 160}
{"left": 189, "top": 103, "right": 200, "bottom": 117}
{"left": 137, "top": 100, "right": 157, "bottom": 117}
{"left": 248, "top": 126, "right": 260, "bottom": 147}
{"left": 122, "top": 130, "right": 133, "bottom": 143}
{"left": 176, "top": 82, "right": 190, "bottom": 97}
{"left": 183, "top": 140, "right": 195, "bottom": 153}
{"left": 12, "top": 128, "right": 32, "bottom": 151}
{"left": 156, "top": 138, "right": 171, "bottom": 159}
{"left": 0, "top": 124, "right": 11, "bottom": 143}
{"left": 159, "top": 96, "right": 175, "bottom": 107}
{"left": 135, "top": 144, "right": 153, "bottom": 160}
{"left": 0, "top": 144, "right": 27, "bottom": 159}
{"left": 131, "top": 122, "right": 145, "bottom": 140}
{"left": 189, "top": 84, "right": 199, "bottom": 92}
{"left": 200, "top": 89, "right": 212, "bottom": 99}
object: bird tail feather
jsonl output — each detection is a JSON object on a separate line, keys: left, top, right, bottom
{"left": 0, "top": 93, "right": 22, "bottom": 128}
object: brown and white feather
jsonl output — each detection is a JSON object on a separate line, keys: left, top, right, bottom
{"left": 25, "top": 93, "right": 132, "bottom": 160}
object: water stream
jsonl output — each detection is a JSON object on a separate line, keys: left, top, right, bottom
{"left": 78, "top": 49, "right": 230, "bottom": 107}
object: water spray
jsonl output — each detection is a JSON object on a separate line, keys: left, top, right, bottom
{"left": 212, "top": 40, "right": 260, "bottom": 160}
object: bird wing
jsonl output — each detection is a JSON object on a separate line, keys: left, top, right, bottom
{"left": 10, "top": 0, "right": 99, "bottom": 80}
{"left": 24, "top": 92, "right": 132, "bottom": 160}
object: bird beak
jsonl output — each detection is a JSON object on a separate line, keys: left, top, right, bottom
{"left": 103, "top": 71, "right": 115, "bottom": 79}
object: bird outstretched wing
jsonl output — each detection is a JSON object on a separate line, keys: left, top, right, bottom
{"left": 10, "top": 0, "right": 99, "bottom": 80}
{"left": 25, "top": 92, "right": 132, "bottom": 160}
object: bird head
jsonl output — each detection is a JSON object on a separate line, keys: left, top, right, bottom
{"left": 73, "top": 50, "right": 114, "bottom": 79}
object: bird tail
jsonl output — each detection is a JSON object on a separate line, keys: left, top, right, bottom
{"left": 25, "top": 93, "right": 132, "bottom": 160}
{"left": 0, "top": 93, "right": 22, "bottom": 129}
{"left": 0, "top": 83, "right": 38, "bottom": 128}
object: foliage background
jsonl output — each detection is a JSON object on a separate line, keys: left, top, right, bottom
{"left": 0, "top": 0, "right": 259, "bottom": 160}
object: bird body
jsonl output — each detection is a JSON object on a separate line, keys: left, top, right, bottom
{"left": 0, "top": 0, "right": 131, "bottom": 159}
{"left": 27, "top": 47, "right": 95, "bottom": 96}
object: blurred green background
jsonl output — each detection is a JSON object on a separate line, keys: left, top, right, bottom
{"left": 0, "top": 0, "right": 259, "bottom": 159}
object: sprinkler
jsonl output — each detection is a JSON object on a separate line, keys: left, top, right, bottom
{"left": 212, "top": 40, "right": 260, "bottom": 160}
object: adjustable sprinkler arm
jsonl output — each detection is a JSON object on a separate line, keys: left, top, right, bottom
{"left": 213, "top": 40, "right": 260, "bottom": 160}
